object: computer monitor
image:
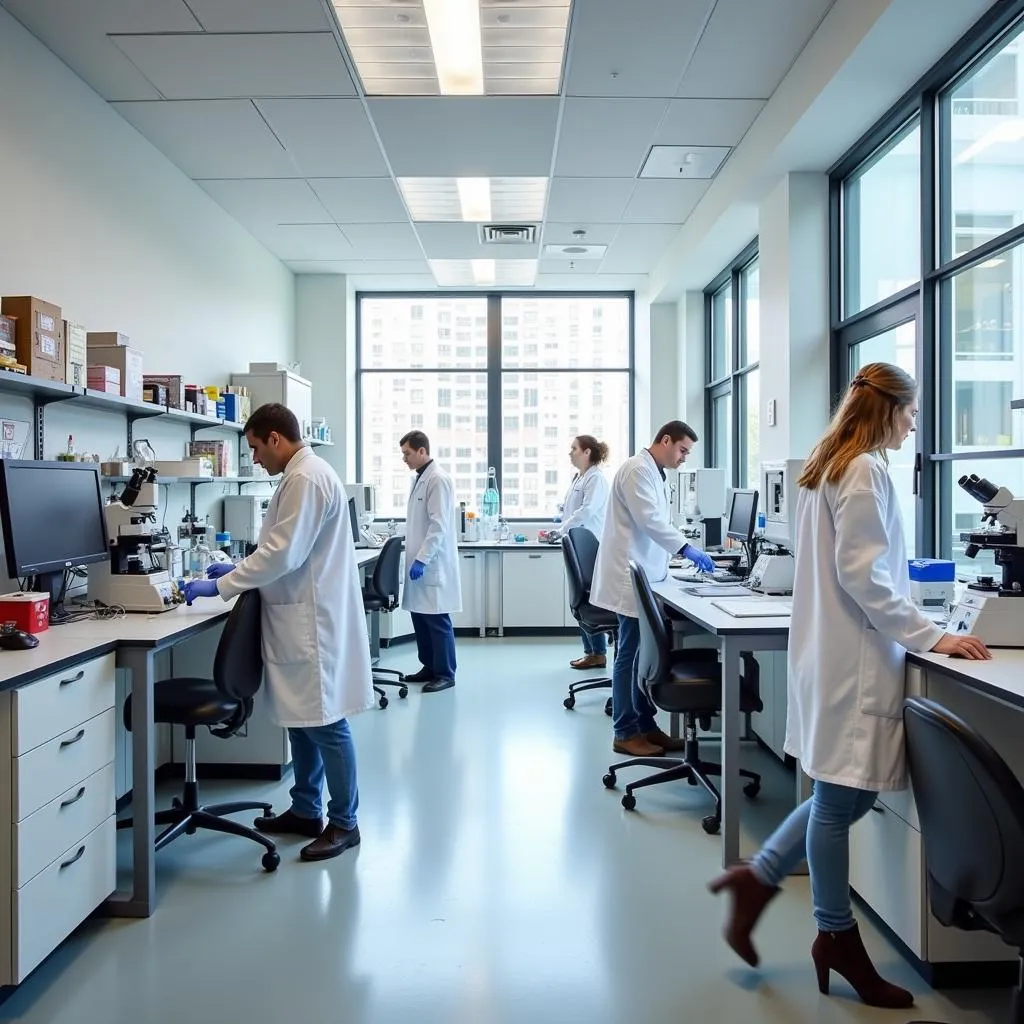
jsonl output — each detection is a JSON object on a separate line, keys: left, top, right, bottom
{"left": 347, "top": 496, "right": 360, "bottom": 545}
{"left": 0, "top": 460, "right": 110, "bottom": 623}
{"left": 726, "top": 488, "right": 758, "bottom": 543}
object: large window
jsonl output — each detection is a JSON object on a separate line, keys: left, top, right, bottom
{"left": 705, "top": 245, "right": 759, "bottom": 487}
{"left": 832, "top": 2, "right": 1024, "bottom": 576}
{"left": 358, "top": 294, "right": 633, "bottom": 517}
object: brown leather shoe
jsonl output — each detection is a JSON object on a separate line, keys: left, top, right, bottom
{"left": 708, "top": 863, "right": 779, "bottom": 967}
{"left": 300, "top": 824, "right": 361, "bottom": 862}
{"left": 613, "top": 735, "right": 664, "bottom": 756}
{"left": 254, "top": 808, "right": 324, "bottom": 838}
{"left": 570, "top": 654, "right": 607, "bottom": 670}
{"left": 810, "top": 922, "right": 914, "bottom": 1007}
{"left": 644, "top": 726, "right": 686, "bottom": 752}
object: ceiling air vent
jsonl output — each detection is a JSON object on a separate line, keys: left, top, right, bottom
{"left": 480, "top": 224, "right": 537, "bottom": 245}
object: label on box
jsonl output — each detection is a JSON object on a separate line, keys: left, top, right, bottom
{"left": 37, "top": 332, "right": 57, "bottom": 358}
{"left": 36, "top": 312, "right": 55, "bottom": 333}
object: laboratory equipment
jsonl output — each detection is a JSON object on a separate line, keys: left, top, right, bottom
{"left": 347, "top": 497, "right": 360, "bottom": 545}
{"left": 748, "top": 461, "right": 803, "bottom": 595}
{"left": 0, "top": 460, "right": 110, "bottom": 623}
{"left": 725, "top": 489, "right": 758, "bottom": 543}
{"left": 675, "top": 468, "right": 725, "bottom": 548}
{"left": 908, "top": 558, "right": 955, "bottom": 612}
{"left": 343, "top": 482, "right": 376, "bottom": 517}
{"left": 223, "top": 494, "right": 270, "bottom": 547}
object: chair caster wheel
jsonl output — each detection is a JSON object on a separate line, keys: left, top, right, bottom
{"left": 687, "top": 774, "right": 698, "bottom": 785}
{"left": 262, "top": 851, "right": 280, "bottom": 872}
{"left": 563, "top": 696, "right": 575, "bottom": 710}
{"left": 702, "top": 815, "right": 721, "bottom": 835}
{"left": 743, "top": 781, "right": 761, "bottom": 799}
{"left": 399, "top": 687, "right": 408, "bottom": 699}
{"left": 621, "top": 793, "right": 637, "bottom": 811}
{"left": 602, "top": 772, "right": 617, "bottom": 789}
{"left": 379, "top": 696, "right": 389, "bottom": 709}
{"left": 604, "top": 698, "right": 612, "bottom": 716}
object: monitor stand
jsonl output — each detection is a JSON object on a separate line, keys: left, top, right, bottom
{"left": 35, "top": 570, "right": 70, "bottom": 625}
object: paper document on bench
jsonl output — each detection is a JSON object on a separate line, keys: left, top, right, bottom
{"left": 683, "top": 585, "right": 751, "bottom": 598}
{"left": 710, "top": 599, "right": 792, "bottom": 618}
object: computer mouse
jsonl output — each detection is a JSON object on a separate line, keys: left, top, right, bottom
{"left": 0, "top": 629, "right": 39, "bottom": 651}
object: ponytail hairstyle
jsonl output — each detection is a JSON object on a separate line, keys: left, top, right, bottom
{"left": 798, "top": 361, "right": 917, "bottom": 489}
{"left": 575, "top": 434, "right": 609, "bottom": 466}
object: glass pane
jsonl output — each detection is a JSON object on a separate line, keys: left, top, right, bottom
{"left": 948, "top": 26, "right": 1024, "bottom": 260}
{"left": 500, "top": 372, "right": 630, "bottom": 518}
{"left": 712, "top": 393, "right": 732, "bottom": 479}
{"left": 739, "top": 370, "right": 760, "bottom": 488}
{"left": 740, "top": 260, "right": 759, "bottom": 366}
{"left": 948, "top": 467, "right": 998, "bottom": 579}
{"left": 500, "top": 296, "right": 630, "bottom": 368}
{"left": 359, "top": 297, "right": 488, "bottom": 369}
{"left": 711, "top": 284, "right": 732, "bottom": 381}
{"left": 360, "top": 371, "right": 488, "bottom": 515}
{"left": 850, "top": 321, "right": 917, "bottom": 557}
{"left": 843, "top": 122, "right": 920, "bottom": 316}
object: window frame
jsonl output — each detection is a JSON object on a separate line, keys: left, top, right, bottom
{"left": 355, "top": 291, "right": 635, "bottom": 520}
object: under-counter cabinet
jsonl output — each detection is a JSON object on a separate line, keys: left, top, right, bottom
{"left": 500, "top": 550, "right": 567, "bottom": 628}
{"left": 0, "top": 653, "right": 117, "bottom": 984}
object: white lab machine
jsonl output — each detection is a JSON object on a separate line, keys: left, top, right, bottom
{"left": 674, "top": 467, "right": 726, "bottom": 547}
{"left": 344, "top": 482, "right": 384, "bottom": 546}
{"left": 223, "top": 494, "right": 271, "bottom": 546}
{"left": 748, "top": 460, "right": 804, "bottom": 595}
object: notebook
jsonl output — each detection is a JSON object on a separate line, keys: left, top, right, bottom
{"left": 683, "top": 585, "right": 751, "bottom": 598}
{"left": 710, "top": 599, "right": 792, "bottom": 618}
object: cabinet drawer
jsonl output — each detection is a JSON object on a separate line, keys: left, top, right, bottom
{"left": 14, "top": 709, "right": 116, "bottom": 821}
{"left": 12, "top": 654, "right": 115, "bottom": 754}
{"left": 13, "top": 816, "right": 115, "bottom": 982}
{"left": 849, "top": 802, "right": 924, "bottom": 958}
{"left": 14, "top": 763, "right": 115, "bottom": 888}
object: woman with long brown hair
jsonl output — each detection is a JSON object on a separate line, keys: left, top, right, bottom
{"left": 709, "top": 362, "right": 989, "bottom": 1007}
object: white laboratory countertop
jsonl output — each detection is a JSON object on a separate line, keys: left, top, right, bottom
{"left": 457, "top": 541, "right": 558, "bottom": 550}
{"left": 651, "top": 577, "right": 792, "bottom": 636}
{"left": 908, "top": 648, "right": 1024, "bottom": 709}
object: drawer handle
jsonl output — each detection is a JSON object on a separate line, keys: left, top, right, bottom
{"left": 59, "top": 729, "right": 86, "bottom": 749}
{"left": 60, "top": 786, "right": 86, "bottom": 809}
{"left": 528, "top": 554, "right": 542, "bottom": 559}
{"left": 59, "top": 845, "right": 86, "bottom": 870}
{"left": 463, "top": 555, "right": 476, "bottom": 560}
{"left": 58, "top": 670, "right": 85, "bottom": 688}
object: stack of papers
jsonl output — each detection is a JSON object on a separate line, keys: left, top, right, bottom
{"left": 710, "top": 599, "right": 792, "bottom": 618}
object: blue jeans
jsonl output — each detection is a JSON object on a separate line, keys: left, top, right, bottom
{"left": 611, "top": 614, "right": 657, "bottom": 740}
{"left": 287, "top": 721, "right": 359, "bottom": 830}
{"left": 750, "top": 779, "right": 878, "bottom": 932}
{"left": 580, "top": 626, "right": 607, "bottom": 656}
{"left": 410, "top": 612, "right": 457, "bottom": 682}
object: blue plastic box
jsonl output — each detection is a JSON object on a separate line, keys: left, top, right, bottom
{"left": 908, "top": 558, "right": 955, "bottom": 582}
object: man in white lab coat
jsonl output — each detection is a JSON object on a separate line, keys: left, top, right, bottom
{"left": 182, "top": 403, "right": 374, "bottom": 862}
{"left": 399, "top": 430, "right": 462, "bottom": 693}
{"left": 592, "top": 421, "right": 715, "bottom": 757}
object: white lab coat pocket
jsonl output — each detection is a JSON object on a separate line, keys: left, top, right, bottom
{"left": 262, "top": 602, "right": 314, "bottom": 665}
{"left": 422, "top": 561, "right": 445, "bottom": 590}
{"left": 857, "top": 625, "right": 905, "bottom": 720}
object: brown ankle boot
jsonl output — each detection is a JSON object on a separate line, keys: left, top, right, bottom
{"left": 707, "top": 864, "right": 779, "bottom": 967}
{"left": 810, "top": 923, "right": 914, "bottom": 1008}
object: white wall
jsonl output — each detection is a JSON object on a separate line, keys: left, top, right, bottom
{"left": 648, "top": 302, "right": 681, "bottom": 443}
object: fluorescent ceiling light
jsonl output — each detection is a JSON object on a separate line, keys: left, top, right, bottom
{"left": 429, "top": 259, "right": 537, "bottom": 287}
{"left": 398, "top": 177, "right": 547, "bottom": 222}
{"left": 956, "top": 119, "right": 1024, "bottom": 164}
{"left": 457, "top": 178, "right": 491, "bottom": 222}
{"left": 423, "top": 0, "right": 483, "bottom": 94}
{"left": 471, "top": 258, "right": 495, "bottom": 285}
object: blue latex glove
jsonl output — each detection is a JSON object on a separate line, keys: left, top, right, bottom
{"left": 206, "top": 562, "right": 234, "bottom": 580}
{"left": 409, "top": 559, "right": 426, "bottom": 581}
{"left": 182, "top": 579, "right": 219, "bottom": 606}
{"left": 682, "top": 544, "right": 715, "bottom": 573}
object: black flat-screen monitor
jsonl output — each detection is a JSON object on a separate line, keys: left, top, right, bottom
{"left": 0, "top": 460, "right": 110, "bottom": 623}
{"left": 347, "top": 496, "right": 360, "bottom": 545}
{"left": 726, "top": 488, "right": 758, "bottom": 543}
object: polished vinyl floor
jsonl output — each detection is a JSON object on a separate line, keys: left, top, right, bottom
{"left": 0, "top": 638, "right": 1008, "bottom": 1023}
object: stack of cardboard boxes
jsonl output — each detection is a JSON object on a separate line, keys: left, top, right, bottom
{"left": 0, "top": 296, "right": 66, "bottom": 382}
{"left": 86, "top": 331, "right": 143, "bottom": 401}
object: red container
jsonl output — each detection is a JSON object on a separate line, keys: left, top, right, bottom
{"left": 0, "top": 593, "right": 49, "bottom": 634}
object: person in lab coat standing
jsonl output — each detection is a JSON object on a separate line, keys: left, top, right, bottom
{"left": 553, "top": 434, "right": 611, "bottom": 669}
{"left": 181, "top": 403, "right": 374, "bottom": 862}
{"left": 592, "top": 421, "right": 716, "bottom": 757}
{"left": 399, "top": 430, "right": 462, "bottom": 693}
{"left": 708, "top": 362, "right": 989, "bottom": 1007}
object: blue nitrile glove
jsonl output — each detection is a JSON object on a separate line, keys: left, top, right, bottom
{"left": 409, "top": 559, "right": 426, "bottom": 581}
{"left": 182, "top": 579, "right": 219, "bottom": 605}
{"left": 206, "top": 562, "right": 235, "bottom": 580}
{"left": 681, "top": 544, "right": 715, "bottom": 574}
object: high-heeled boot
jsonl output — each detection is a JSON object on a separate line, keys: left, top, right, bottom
{"left": 810, "top": 923, "right": 914, "bottom": 1008}
{"left": 707, "top": 864, "right": 779, "bottom": 967}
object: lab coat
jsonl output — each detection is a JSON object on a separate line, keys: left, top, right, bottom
{"left": 784, "top": 453, "right": 944, "bottom": 792}
{"left": 401, "top": 460, "right": 462, "bottom": 615}
{"left": 592, "top": 449, "right": 684, "bottom": 619}
{"left": 556, "top": 465, "right": 609, "bottom": 540}
{"left": 217, "top": 446, "right": 374, "bottom": 728}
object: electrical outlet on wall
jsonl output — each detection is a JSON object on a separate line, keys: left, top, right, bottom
{"left": 767, "top": 398, "right": 777, "bottom": 427}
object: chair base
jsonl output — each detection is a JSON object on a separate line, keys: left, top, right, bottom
{"left": 373, "top": 668, "right": 408, "bottom": 709}
{"left": 564, "top": 676, "right": 612, "bottom": 715}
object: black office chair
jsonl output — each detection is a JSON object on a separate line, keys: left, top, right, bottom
{"left": 561, "top": 527, "right": 615, "bottom": 716}
{"left": 904, "top": 696, "right": 1024, "bottom": 1024}
{"left": 361, "top": 536, "right": 408, "bottom": 709}
{"left": 602, "top": 560, "right": 762, "bottom": 835}
{"left": 118, "top": 590, "right": 280, "bottom": 872}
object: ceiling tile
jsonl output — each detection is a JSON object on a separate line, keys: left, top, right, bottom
{"left": 600, "top": 223, "right": 680, "bottom": 273}
{"left": 620, "top": 179, "right": 710, "bottom": 223}
{"left": 308, "top": 178, "right": 408, "bottom": 224}
{"left": 565, "top": 0, "right": 716, "bottom": 97}
{"left": 368, "top": 98, "right": 559, "bottom": 176}
{"left": 677, "top": 0, "right": 835, "bottom": 99}
{"left": 538, "top": 258, "right": 603, "bottom": 275}
{"left": 110, "top": 32, "right": 356, "bottom": 99}
{"left": 415, "top": 222, "right": 540, "bottom": 260}
{"left": 656, "top": 98, "right": 764, "bottom": 146}
{"left": 186, "top": 0, "right": 331, "bottom": 31}
{"left": 112, "top": 99, "right": 298, "bottom": 178}
{"left": 536, "top": 272, "right": 649, "bottom": 290}
{"left": 544, "top": 178, "right": 634, "bottom": 223}
{"left": 285, "top": 260, "right": 430, "bottom": 275}
{"left": 257, "top": 99, "right": 389, "bottom": 177}
{"left": 541, "top": 222, "right": 621, "bottom": 246}
{"left": 196, "top": 179, "right": 330, "bottom": 226}
{"left": 250, "top": 223, "right": 353, "bottom": 260}
{"left": 555, "top": 98, "right": 669, "bottom": 177}
{"left": 338, "top": 222, "right": 424, "bottom": 259}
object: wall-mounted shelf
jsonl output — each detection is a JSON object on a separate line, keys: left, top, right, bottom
{"left": 1011, "top": 398, "right": 1024, "bottom": 409}
{"left": 101, "top": 475, "right": 277, "bottom": 485}
{"left": 309, "top": 438, "right": 333, "bottom": 447}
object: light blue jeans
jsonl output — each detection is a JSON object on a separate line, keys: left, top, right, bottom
{"left": 287, "top": 720, "right": 359, "bottom": 830}
{"left": 580, "top": 626, "right": 607, "bottom": 656}
{"left": 750, "top": 779, "right": 878, "bottom": 932}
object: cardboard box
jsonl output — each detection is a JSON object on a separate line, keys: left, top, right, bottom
{"left": 143, "top": 383, "right": 167, "bottom": 407}
{"left": 86, "top": 331, "right": 129, "bottom": 348}
{"left": 143, "top": 374, "right": 185, "bottom": 410}
{"left": 87, "top": 365, "right": 120, "bottom": 391}
{"left": 0, "top": 296, "right": 65, "bottom": 383}
{"left": 188, "top": 439, "right": 232, "bottom": 477}
{"left": 88, "top": 344, "right": 143, "bottom": 401}
{"left": 63, "top": 320, "right": 87, "bottom": 387}
{"left": 0, "top": 315, "right": 14, "bottom": 354}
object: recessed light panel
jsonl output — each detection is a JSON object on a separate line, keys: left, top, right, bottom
{"left": 398, "top": 177, "right": 548, "bottom": 221}
{"left": 429, "top": 258, "right": 538, "bottom": 286}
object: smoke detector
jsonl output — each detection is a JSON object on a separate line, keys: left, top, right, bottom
{"left": 542, "top": 228, "right": 606, "bottom": 260}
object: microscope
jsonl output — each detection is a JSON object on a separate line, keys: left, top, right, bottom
{"left": 88, "top": 467, "right": 178, "bottom": 613}
{"left": 945, "top": 473, "right": 1024, "bottom": 647}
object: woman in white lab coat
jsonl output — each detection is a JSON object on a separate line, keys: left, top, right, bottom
{"left": 555, "top": 434, "right": 611, "bottom": 669}
{"left": 708, "top": 362, "right": 989, "bottom": 1007}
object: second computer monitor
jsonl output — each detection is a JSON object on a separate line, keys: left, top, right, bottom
{"left": 726, "top": 488, "right": 758, "bottom": 543}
